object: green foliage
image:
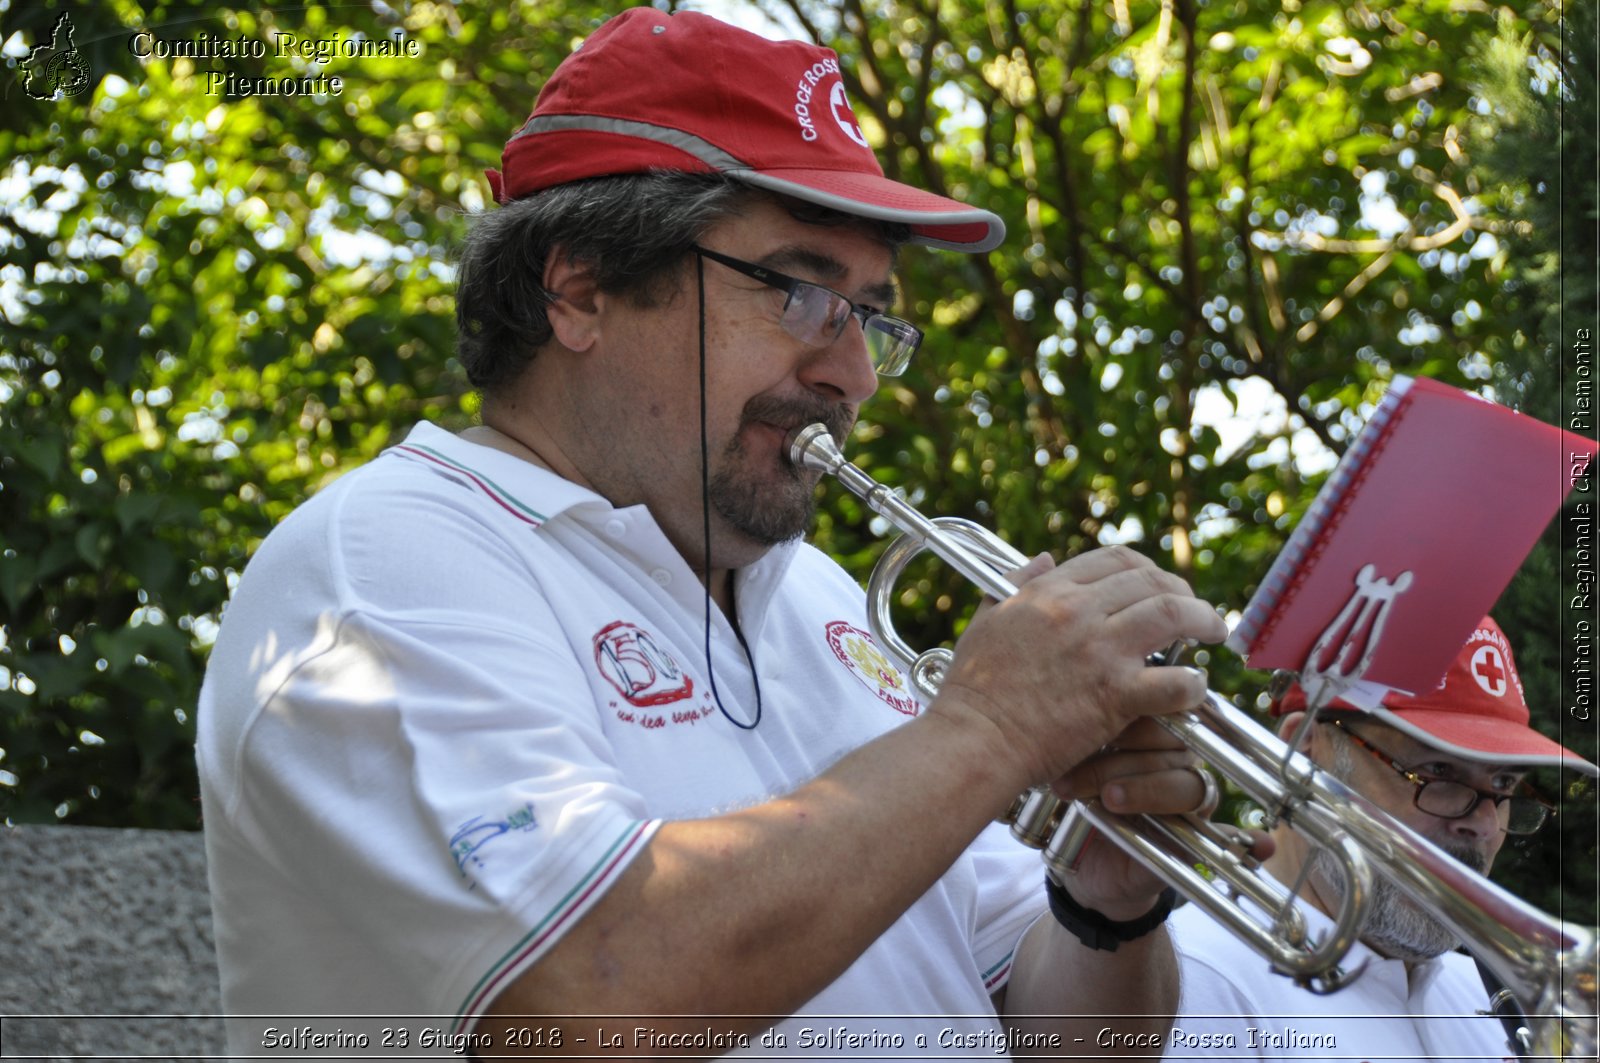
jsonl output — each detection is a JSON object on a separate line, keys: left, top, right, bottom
{"left": 754, "top": 0, "right": 1512, "bottom": 659}
{"left": 0, "top": 0, "right": 1586, "bottom": 926}
{"left": 1468, "top": 0, "right": 1598, "bottom": 923}
{"left": 0, "top": 0, "right": 531, "bottom": 823}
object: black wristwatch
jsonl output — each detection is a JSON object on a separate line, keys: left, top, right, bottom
{"left": 1044, "top": 875, "right": 1178, "bottom": 951}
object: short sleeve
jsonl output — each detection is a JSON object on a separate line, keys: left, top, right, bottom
{"left": 204, "top": 458, "right": 661, "bottom": 1027}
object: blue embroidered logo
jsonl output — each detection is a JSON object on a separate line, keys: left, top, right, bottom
{"left": 450, "top": 803, "right": 537, "bottom": 877}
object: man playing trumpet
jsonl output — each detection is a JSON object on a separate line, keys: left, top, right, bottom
{"left": 198, "top": 7, "right": 1232, "bottom": 1057}
{"left": 1164, "top": 617, "right": 1597, "bottom": 1061}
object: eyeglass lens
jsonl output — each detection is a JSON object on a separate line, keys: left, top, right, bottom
{"left": 1414, "top": 779, "right": 1548, "bottom": 834}
{"left": 781, "top": 285, "right": 919, "bottom": 377}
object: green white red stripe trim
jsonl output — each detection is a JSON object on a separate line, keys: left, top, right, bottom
{"left": 452, "top": 819, "right": 658, "bottom": 1033}
{"left": 982, "top": 950, "right": 1014, "bottom": 991}
{"left": 390, "top": 443, "right": 550, "bottom": 527}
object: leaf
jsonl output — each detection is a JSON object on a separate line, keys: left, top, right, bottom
{"left": 114, "top": 492, "right": 165, "bottom": 534}
{"left": 125, "top": 538, "right": 179, "bottom": 593}
{"left": 11, "top": 435, "right": 64, "bottom": 480}
{"left": 0, "top": 553, "right": 34, "bottom": 617}
{"left": 74, "top": 523, "right": 113, "bottom": 571}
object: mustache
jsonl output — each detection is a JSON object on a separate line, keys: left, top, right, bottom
{"left": 740, "top": 395, "right": 854, "bottom": 452}
{"left": 1439, "top": 841, "right": 1489, "bottom": 875}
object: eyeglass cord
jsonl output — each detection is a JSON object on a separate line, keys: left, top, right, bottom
{"left": 698, "top": 252, "right": 763, "bottom": 731}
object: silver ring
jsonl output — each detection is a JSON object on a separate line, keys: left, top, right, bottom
{"left": 1186, "top": 764, "right": 1219, "bottom": 815}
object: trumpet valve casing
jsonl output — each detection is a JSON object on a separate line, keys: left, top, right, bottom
{"left": 1007, "top": 788, "right": 1067, "bottom": 849}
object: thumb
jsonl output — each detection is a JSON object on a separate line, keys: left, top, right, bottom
{"left": 1006, "top": 551, "right": 1056, "bottom": 588}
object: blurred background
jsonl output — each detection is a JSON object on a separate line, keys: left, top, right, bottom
{"left": 1, "top": 0, "right": 1593, "bottom": 923}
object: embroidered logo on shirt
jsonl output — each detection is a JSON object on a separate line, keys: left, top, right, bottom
{"left": 825, "top": 620, "right": 919, "bottom": 716}
{"left": 449, "top": 802, "right": 537, "bottom": 880}
{"left": 594, "top": 620, "right": 696, "bottom": 707}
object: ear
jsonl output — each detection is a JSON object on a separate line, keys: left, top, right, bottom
{"left": 542, "top": 247, "right": 603, "bottom": 353}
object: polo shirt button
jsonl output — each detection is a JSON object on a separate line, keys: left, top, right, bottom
{"left": 604, "top": 519, "right": 626, "bottom": 539}
{"left": 651, "top": 569, "right": 672, "bottom": 587}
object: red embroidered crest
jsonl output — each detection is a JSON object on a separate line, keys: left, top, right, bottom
{"left": 825, "top": 621, "right": 919, "bottom": 716}
{"left": 593, "top": 621, "right": 696, "bottom": 707}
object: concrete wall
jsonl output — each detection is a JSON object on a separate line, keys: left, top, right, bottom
{"left": 0, "top": 825, "right": 225, "bottom": 1060}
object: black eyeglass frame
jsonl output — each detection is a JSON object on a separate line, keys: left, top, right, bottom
{"left": 1323, "top": 717, "right": 1554, "bottom": 836}
{"left": 691, "top": 245, "right": 923, "bottom": 376}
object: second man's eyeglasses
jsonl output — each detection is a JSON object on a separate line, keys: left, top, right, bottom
{"left": 1326, "top": 718, "right": 1553, "bottom": 835}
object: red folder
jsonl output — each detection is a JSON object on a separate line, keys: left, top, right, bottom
{"left": 1228, "top": 376, "right": 1597, "bottom": 695}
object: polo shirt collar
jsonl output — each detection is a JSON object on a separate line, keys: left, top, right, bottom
{"left": 395, "top": 421, "right": 610, "bottom": 525}
{"left": 396, "top": 421, "right": 806, "bottom": 624}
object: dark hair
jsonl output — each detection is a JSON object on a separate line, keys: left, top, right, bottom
{"left": 454, "top": 171, "right": 753, "bottom": 394}
{"left": 453, "top": 173, "right": 914, "bottom": 396}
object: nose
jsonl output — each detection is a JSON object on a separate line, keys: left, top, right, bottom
{"left": 1446, "top": 792, "right": 1503, "bottom": 843}
{"left": 797, "top": 317, "right": 880, "bottom": 406}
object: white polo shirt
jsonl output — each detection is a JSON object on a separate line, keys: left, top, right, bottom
{"left": 198, "top": 422, "right": 1043, "bottom": 1058}
{"left": 1164, "top": 884, "right": 1515, "bottom": 1062}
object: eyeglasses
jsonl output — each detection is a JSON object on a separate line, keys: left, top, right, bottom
{"left": 692, "top": 245, "right": 923, "bottom": 376}
{"left": 1325, "top": 718, "right": 1554, "bottom": 835}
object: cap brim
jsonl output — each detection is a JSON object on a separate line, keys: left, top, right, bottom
{"left": 1370, "top": 706, "right": 1600, "bottom": 776}
{"left": 732, "top": 167, "right": 1005, "bottom": 253}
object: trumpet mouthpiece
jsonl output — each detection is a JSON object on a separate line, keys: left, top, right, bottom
{"left": 787, "top": 423, "right": 844, "bottom": 473}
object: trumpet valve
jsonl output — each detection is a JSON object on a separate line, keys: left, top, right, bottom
{"left": 1042, "top": 802, "right": 1098, "bottom": 881}
{"left": 1009, "top": 788, "right": 1066, "bottom": 849}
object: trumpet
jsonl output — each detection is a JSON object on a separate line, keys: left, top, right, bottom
{"left": 790, "top": 423, "right": 1598, "bottom": 1059}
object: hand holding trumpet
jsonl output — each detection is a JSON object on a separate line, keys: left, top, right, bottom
{"left": 930, "top": 548, "right": 1226, "bottom": 794}
{"left": 926, "top": 548, "right": 1232, "bottom": 919}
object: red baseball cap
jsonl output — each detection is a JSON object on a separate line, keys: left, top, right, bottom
{"left": 486, "top": 7, "right": 1004, "bottom": 253}
{"left": 1274, "top": 616, "right": 1598, "bottom": 775}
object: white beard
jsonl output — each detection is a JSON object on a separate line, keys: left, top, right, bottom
{"left": 1307, "top": 739, "right": 1487, "bottom": 963}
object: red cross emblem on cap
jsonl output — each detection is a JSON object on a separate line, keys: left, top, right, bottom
{"left": 828, "top": 82, "right": 869, "bottom": 148}
{"left": 1470, "top": 645, "right": 1507, "bottom": 696}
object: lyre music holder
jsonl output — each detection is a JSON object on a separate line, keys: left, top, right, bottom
{"left": 1280, "top": 563, "right": 1414, "bottom": 766}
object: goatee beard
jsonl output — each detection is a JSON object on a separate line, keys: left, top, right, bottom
{"left": 707, "top": 395, "right": 853, "bottom": 547}
{"left": 1311, "top": 840, "right": 1487, "bottom": 962}
{"left": 1310, "top": 734, "right": 1490, "bottom": 963}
